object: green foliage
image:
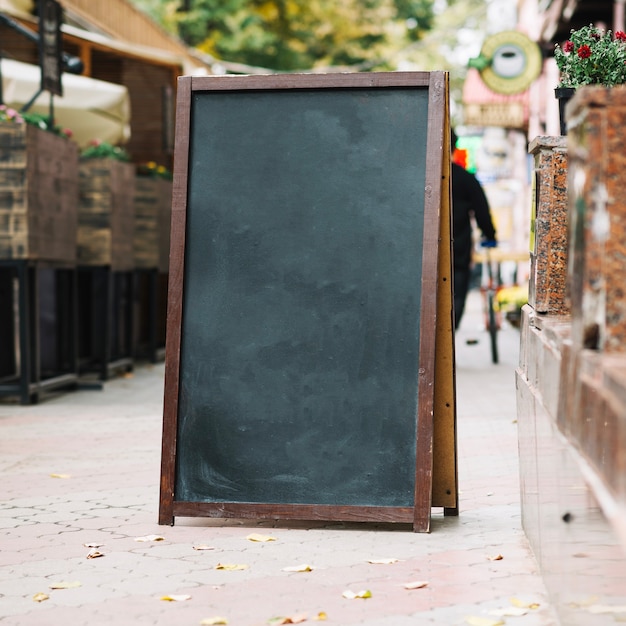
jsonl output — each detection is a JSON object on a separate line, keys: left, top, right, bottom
{"left": 81, "top": 139, "right": 130, "bottom": 161}
{"left": 169, "top": 0, "right": 434, "bottom": 71}
{"left": 555, "top": 24, "right": 626, "bottom": 88}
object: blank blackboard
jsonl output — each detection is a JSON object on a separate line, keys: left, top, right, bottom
{"left": 160, "top": 72, "right": 451, "bottom": 532}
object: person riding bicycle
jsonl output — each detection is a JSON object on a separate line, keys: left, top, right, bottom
{"left": 451, "top": 129, "right": 497, "bottom": 329}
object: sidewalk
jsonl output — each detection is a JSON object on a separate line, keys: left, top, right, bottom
{"left": 0, "top": 290, "right": 559, "bottom": 626}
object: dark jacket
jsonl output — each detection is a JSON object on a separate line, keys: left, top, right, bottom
{"left": 451, "top": 162, "right": 496, "bottom": 269}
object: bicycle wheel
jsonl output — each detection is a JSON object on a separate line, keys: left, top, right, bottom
{"left": 487, "top": 290, "right": 499, "bottom": 364}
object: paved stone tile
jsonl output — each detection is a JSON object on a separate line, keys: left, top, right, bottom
{"left": 0, "top": 292, "right": 562, "bottom": 625}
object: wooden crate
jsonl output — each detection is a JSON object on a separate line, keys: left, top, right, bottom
{"left": 0, "top": 123, "right": 79, "bottom": 263}
{"left": 133, "top": 177, "right": 161, "bottom": 269}
{"left": 78, "top": 158, "right": 135, "bottom": 270}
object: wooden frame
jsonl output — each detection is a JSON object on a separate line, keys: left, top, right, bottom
{"left": 159, "top": 71, "right": 451, "bottom": 532}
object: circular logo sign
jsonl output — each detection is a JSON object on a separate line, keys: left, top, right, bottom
{"left": 476, "top": 31, "right": 542, "bottom": 94}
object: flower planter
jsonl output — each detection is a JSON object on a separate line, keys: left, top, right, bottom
{"left": 133, "top": 176, "right": 172, "bottom": 271}
{"left": 0, "top": 122, "right": 79, "bottom": 262}
{"left": 77, "top": 158, "right": 135, "bottom": 270}
{"left": 555, "top": 86, "right": 575, "bottom": 135}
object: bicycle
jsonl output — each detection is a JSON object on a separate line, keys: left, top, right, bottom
{"left": 480, "top": 240, "right": 500, "bottom": 365}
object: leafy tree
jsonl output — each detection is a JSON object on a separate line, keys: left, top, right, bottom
{"left": 131, "top": 0, "right": 435, "bottom": 71}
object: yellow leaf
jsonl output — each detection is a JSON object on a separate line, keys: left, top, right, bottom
{"left": 342, "top": 589, "right": 372, "bottom": 599}
{"left": 246, "top": 533, "right": 277, "bottom": 542}
{"left": 160, "top": 594, "right": 192, "bottom": 602}
{"left": 403, "top": 580, "right": 429, "bottom": 590}
{"left": 215, "top": 563, "right": 249, "bottom": 571}
{"left": 510, "top": 597, "right": 540, "bottom": 609}
{"left": 200, "top": 618, "right": 228, "bottom": 625}
{"left": 33, "top": 592, "right": 49, "bottom": 602}
{"left": 367, "top": 558, "right": 399, "bottom": 564}
{"left": 193, "top": 544, "right": 215, "bottom": 551}
{"left": 465, "top": 617, "right": 504, "bottom": 626}
{"left": 50, "top": 473, "right": 71, "bottom": 479}
{"left": 86, "top": 549, "right": 105, "bottom": 559}
{"left": 134, "top": 534, "right": 165, "bottom": 542}
{"left": 282, "top": 564, "right": 314, "bottom": 572}
{"left": 49, "top": 581, "right": 82, "bottom": 590}
{"left": 313, "top": 613, "right": 327, "bottom": 621}
{"left": 267, "top": 614, "right": 307, "bottom": 624}
{"left": 487, "top": 554, "right": 503, "bottom": 561}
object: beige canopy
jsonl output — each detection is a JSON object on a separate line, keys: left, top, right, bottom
{"left": 1, "top": 58, "right": 131, "bottom": 147}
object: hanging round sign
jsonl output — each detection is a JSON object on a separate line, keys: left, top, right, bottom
{"left": 469, "top": 31, "right": 542, "bottom": 95}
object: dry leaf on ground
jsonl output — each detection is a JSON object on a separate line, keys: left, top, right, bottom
{"left": 193, "top": 544, "right": 215, "bottom": 551}
{"left": 49, "top": 581, "right": 81, "bottom": 590}
{"left": 246, "top": 533, "right": 277, "bottom": 542}
{"left": 486, "top": 554, "right": 503, "bottom": 561}
{"left": 312, "top": 614, "right": 327, "bottom": 621}
{"left": 510, "top": 597, "right": 540, "bottom": 609}
{"left": 160, "top": 594, "right": 192, "bottom": 602}
{"left": 282, "top": 564, "right": 314, "bottom": 572}
{"left": 367, "top": 558, "right": 399, "bottom": 564}
{"left": 267, "top": 614, "right": 307, "bottom": 624}
{"left": 86, "top": 548, "right": 104, "bottom": 559}
{"left": 342, "top": 590, "right": 372, "bottom": 599}
{"left": 50, "top": 473, "right": 71, "bottom": 479}
{"left": 403, "top": 580, "right": 429, "bottom": 590}
{"left": 134, "top": 534, "right": 165, "bottom": 542}
{"left": 33, "top": 592, "right": 49, "bottom": 602}
{"left": 83, "top": 542, "right": 104, "bottom": 548}
{"left": 215, "top": 563, "right": 249, "bottom": 571}
{"left": 200, "top": 618, "right": 228, "bottom": 625}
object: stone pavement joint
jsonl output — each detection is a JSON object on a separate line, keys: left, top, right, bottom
{"left": 0, "top": 291, "right": 560, "bottom": 625}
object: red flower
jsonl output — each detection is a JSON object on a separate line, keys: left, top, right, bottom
{"left": 577, "top": 44, "right": 592, "bottom": 59}
{"left": 563, "top": 40, "right": 574, "bottom": 53}
{"left": 616, "top": 31, "right": 626, "bottom": 41}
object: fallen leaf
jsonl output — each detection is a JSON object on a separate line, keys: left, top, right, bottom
{"left": 487, "top": 554, "right": 503, "bottom": 561}
{"left": 215, "top": 563, "right": 249, "bottom": 571}
{"left": 587, "top": 605, "right": 626, "bottom": 614}
{"left": 83, "top": 542, "right": 104, "bottom": 548}
{"left": 342, "top": 589, "right": 372, "bottom": 599}
{"left": 510, "top": 597, "right": 540, "bottom": 609}
{"left": 33, "top": 592, "right": 49, "bottom": 603}
{"left": 49, "top": 581, "right": 82, "bottom": 590}
{"left": 490, "top": 607, "right": 528, "bottom": 617}
{"left": 86, "top": 548, "right": 105, "bottom": 559}
{"left": 282, "top": 564, "right": 315, "bottom": 572}
{"left": 313, "top": 614, "right": 327, "bottom": 621}
{"left": 246, "top": 533, "right": 277, "bottom": 542}
{"left": 403, "top": 580, "right": 429, "bottom": 590}
{"left": 50, "top": 473, "right": 71, "bottom": 479}
{"left": 464, "top": 617, "right": 504, "bottom": 626}
{"left": 160, "top": 594, "right": 192, "bottom": 602}
{"left": 267, "top": 614, "right": 307, "bottom": 624}
{"left": 193, "top": 544, "right": 215, "bottom": 551}
{"left": 134, "top": 534, "right": 165, "bottom": 542}
{"left": 367, "top": 558, "right": 399, "bottom": 564}
{"left": 200, "top": 618, "right": 228, "bottom": 625}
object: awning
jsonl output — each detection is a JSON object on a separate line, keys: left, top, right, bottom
{"left": 1, "top": 58, "right": 130, "bottom": 147}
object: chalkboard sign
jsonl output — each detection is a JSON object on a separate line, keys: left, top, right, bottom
{"left": 159, "top": 72, "right": 454, "bottom": 532}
